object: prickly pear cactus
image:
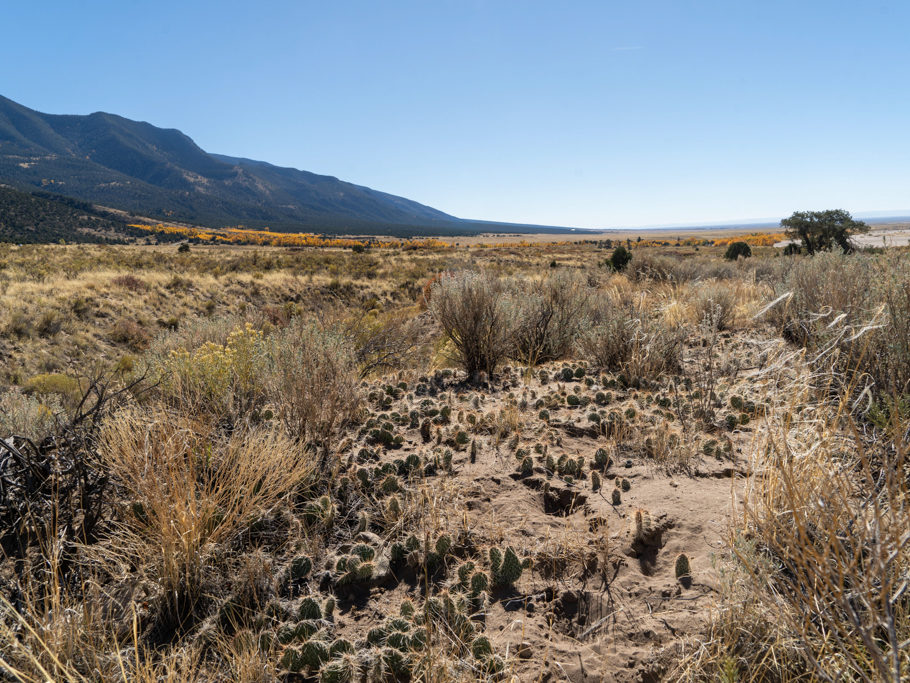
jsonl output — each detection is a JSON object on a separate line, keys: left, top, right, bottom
{"left": 675, "top": 553, "right": 691, "bottom": 580}
{"left": 289, "top": 555, "right": 313, "bottom": 581}
{"left": 298, "top": 596, "right": 322, "bottom": 621}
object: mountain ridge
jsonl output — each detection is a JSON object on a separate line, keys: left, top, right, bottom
{"left": 0, "top": 95, "right": 475, "bottom": 235}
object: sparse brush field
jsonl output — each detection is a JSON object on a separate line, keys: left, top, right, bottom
{"left": 1, "top": 240, "right": 908, "bottom": 682}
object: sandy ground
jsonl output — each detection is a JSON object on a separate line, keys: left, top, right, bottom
{"left": 324, "top": 328, "right": 770, "bottom": 681}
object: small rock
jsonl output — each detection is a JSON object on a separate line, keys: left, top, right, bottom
{"left": 517, "top": 642, "right": 533, "bottom": 659}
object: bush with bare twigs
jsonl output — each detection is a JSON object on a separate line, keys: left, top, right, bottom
{"left": 578, "top": 294, "right": 685, "bottom": 378}
{"left": 511, "top": 271, "right": 590, "bottom": 365}
{"left": 430, "top": 270, "right": 520, "bottom": 381}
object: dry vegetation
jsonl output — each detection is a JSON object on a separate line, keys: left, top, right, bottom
{"left": 1, "top": 238, "right": 908, "bottom": 682}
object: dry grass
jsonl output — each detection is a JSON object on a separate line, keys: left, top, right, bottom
{"left": 2, "top": 241, "right": 909, "bottom": 681}
{"left": 97, "top": 409, "right": 316, "bottom": 627}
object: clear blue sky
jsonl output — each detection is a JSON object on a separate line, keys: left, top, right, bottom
{"left": 3, "top": 1, "right": 909, "bottom": 228}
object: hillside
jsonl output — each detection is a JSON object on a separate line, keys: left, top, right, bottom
{"left": 0, "top": 184, "right": 142, "bottom": 243}
{"left": 0, "top": 95, "right": 465, "bottom": 234}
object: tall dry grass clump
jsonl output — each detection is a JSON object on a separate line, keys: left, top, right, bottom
{"left": 430, "top": 270, "right": 520, "bottom": 381}
{"left": 768, "top": 251, "right": 910, "bottom": 404}
{"left": 98, "top": 409, "right": 316, "bottom": 626}
{"left": 679, "top": 345, "right": 910, "bottom": 682}
{"left": 740, "top": 386, "right": 908, "bottom": 680}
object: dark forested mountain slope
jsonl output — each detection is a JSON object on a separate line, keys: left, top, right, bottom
{"left": 0, "top": 95, "right": 464, "bottom": 233}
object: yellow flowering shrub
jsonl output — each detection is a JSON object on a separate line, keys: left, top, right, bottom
{"left": 161, "top": 323, "right": 269, "bottom": 422}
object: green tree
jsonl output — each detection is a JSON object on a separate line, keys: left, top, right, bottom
{"left": 723, "top": 241, "right": 751, "bottom": 260}
{"left": 780, "top": 209, "right": 869, "bottom": 255}
{"left": 610, "top": 245, "right": 632, "bottom": 272}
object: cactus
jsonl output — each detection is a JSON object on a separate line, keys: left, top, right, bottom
{"left": 435, "top": 534, "right": 452, "bottom": 556}
{"left": 298, "top": 596, "right": 322, "bottom": 620}
{"left": 352, "top": 544, "right": 376, "bottom": 562}
{"left": 489, "top": 547, "right": 502, "bottom": 574}
{"left": 386, "top": 630, "right": 410, "bottom": 651}
{"left": 470, "top": 571, "right": 489, "bottom": 596}
{"left": 611, "top": 487, "right": 621, "bottom": 505}
{"left": 329, "top": 638, "right": 354, "bottom": 657}
{"left": 594, "top": 447, "right": 611, "bottom": 470}
{"left": 366, "top": 626, "right": 387, "bottom": 646}
{"left": 471, "top": 635, "right": 493, "bottom": 660}
{"left": 336, "top": 555, "right": 375, "bottom": 586}
{"left": 675, "top": 553, "right": 691, "bottom": 580}
{"left": 470, "top": 439, "right": 478, "bottom": 464}
{"left": 357, "top": 510, "right": 370, "bottom": 532}
{"left": 591, "top": 471, "right": 601, "bottom": 491}
{"left": 567, "top": 394, "right": 580, "bottom": 407}
{"left": 289, "top": 555, "right": 313, "bottom": 581}
{"left": 296, "top": 638, "right": 330, "bottom": 670}
{"left": 386, "top": 496, "right": 401, "bottom": 520}
{"left": 420, "top": 418, "right": 432, "bottom": 442}
{"left": 280, "top": 645, "right": 303, "bottom": 672}
{"left": 380, "top": 474, "right": 401, "bottom": 494}
{"left": 457, "top": 561, "right": 476, "bottom": 590}
{"left": 490, "top": 546, "right": 523, "bottom": 588}
{"left": 408, "top": 626, "right": 428, "bottom": 649}
{"left": 295, "top": 619, "right": 321, "bottom": 640}
{"left": 320, "top": 653, "right": 357, "bottom": 683}
{"left": 621, "top": 478, "right": 631, "bottom": 492}
{"left": 399, "top": 598, "right": 416, "bottom": 619}
{"left": 303, "top": 495, "right": 335, "bottom": 526}
{"left": 379, "top": 647, "right": 410, "bottom": 677}
{"left": 323, "top": 596, "right": 336, "bottom": 619}
{"left": 277, "top": 622, "right": 298, "bottom": 644}
{"left": 519, "top": 456, "right": 533, "bottom": 475}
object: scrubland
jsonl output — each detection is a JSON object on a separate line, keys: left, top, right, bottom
{"left": 0, "top": 239, "right": 907, "bottom": 682}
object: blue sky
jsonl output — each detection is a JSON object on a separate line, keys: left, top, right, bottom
{"left": 3, "top": 1, "right": 909, "bottom": 228}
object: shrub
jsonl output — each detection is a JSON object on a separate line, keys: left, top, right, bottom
{"left": 693, "top": 281, "right": 737, "bottom": 331}
{"left": 512, "top": 271, "right": 589, "bottom": 364}
{"left": 23, "top": 373, "right": 82, "bottom": 406}
{"left": 578, "top": 296, "right": 684, "bottom": 378}
{"left": 267, "top": 319, "right": 362, "bottom": 450}
{"left": 610, "top": 246, "right": 632, "bottom": 272}
{"left": 768, "top": 252, "right": 910, "bottom": 401}
{"left": 4, "top": 309, "right": 32, "bottom": 338}
{"left": 724, "top": 386, "right": 910, "bottom": 680}
{"left": 36, "top": 309, "right": 63, "bottom": 337}
{"left": 109, "top": 318, "right": 150, "bottom": 350}
{"left": 111, "top": 274, "right": 148, "bottom": 291}
{"left": 0, "top": 389, "right": 61, "bottom": 441}
{"left": 577, "top": 300, "right": 635, "bottom": 371}
{"left": 153, "top": 321, "right": 270, "bottom": 425}
{"left": 429, "top": 271, "right": 520, "bottom": 381}
{"left": 723, "top": 241, "right": 751, "bottom": 260}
